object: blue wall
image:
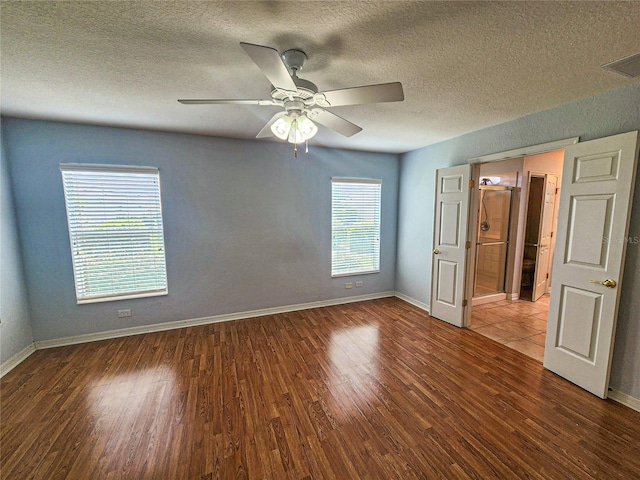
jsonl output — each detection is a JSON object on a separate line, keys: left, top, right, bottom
{"left": 1, "top": 125, "right": 34, "bottom": 363}
{"left": 4, "top": 83, "right": 640, "bottom": 400}
{"left": 4, "top": 119, "right": 399, "bottom": 342}
{"left": 395, "top": 82, "right": 640, "bottom": 398}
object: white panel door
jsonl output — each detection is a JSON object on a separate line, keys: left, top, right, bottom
{"left": 532, "top": 175, "right": 558, "bottom": 301}
{"left": 544, "top": 131, "right": 639, "bottom": 398}
{"left": 430, "top": 164, "right": 471, "bottom": 327}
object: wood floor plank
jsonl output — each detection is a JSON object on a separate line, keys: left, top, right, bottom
{"left": 2, "top": 298, "right": 640, "bottom": 479}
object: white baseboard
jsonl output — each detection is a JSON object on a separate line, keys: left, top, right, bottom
{"left": 0, "top": 343, "right": 36, "bottom": 378}
{"left": 34, "top": 291, "right": 396, "bottom": 350}
{"left": 8, "top": 296, "right": 640, "bottom": 415}
{"left": 472, "top": 293, "right": 507, "bottom": 306}
{"left": 507, "top": 293, "right": 520, "bottom": 301}
{"left": 608, "top": 388, "right": 640, "bottom": 413}
{"left": 394, "top": 292, "right": 430, "bottom": 313}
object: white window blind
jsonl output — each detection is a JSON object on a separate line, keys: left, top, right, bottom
{"left": 60, "top": 164, "right": 168, "bottom": 304}
{"left": 331, "top": 178, "right": 381, "bottom": 277}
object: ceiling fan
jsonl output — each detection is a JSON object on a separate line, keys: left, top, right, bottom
{"left": 178, "top": 42, "right": 404, "bottom": 152}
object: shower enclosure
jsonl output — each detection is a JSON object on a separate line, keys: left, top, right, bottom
{"left": 474, "top": 186, "right": 512, "bottom": 297}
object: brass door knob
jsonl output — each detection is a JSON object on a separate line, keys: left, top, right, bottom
{"left": 433, "top": 249, "right": 441, "bottom": 255}
{"left": 590, "top": 279, "right": 617, "bottom": 288}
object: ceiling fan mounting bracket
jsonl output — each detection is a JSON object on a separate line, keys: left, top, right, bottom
{"left": 281, "top": 49, "right": 307, "bottom": 74}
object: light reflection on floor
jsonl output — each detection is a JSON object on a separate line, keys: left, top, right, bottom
{"left": 328, "top": 324, "right": 379, "bottom": 415}
{"left": 87, "top": 367, "right": 176, "bottom": 430}
{"left": 329, "top": 325, "right": 379, "bottom": 370}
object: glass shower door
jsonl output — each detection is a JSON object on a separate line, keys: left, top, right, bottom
{"left": 474, "top": 187, "right": 512, "bottom": 297}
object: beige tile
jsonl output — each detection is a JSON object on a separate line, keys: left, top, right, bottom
{"left": 471, "top": 298, "right": 550, "bottom": 361}
{"left": 472, "top": 324, "right": 522, "bottom": 343}
{"left": 509, "top": 301, "right": 547, "bottom": 314}
{"left": 471, "top": 303, "right": 497, "bottom": 312}
{"left": 511, "top": 316, "right": 547, "bottom": 332}
{"left": 536, "top": 294, "right": 551, "bottom": 304}
{"left": 505, "top": 339, "right": 545, "bottom": 362}
{"left": 528, "top": 303, "right": 550, "bottom": 313}
{"left": 471, "top": 308, "right": 507, "bottom": 326}
{"left": 470, "top": 316, "right": 491, "bottom": 328}
{"left": 532, "top": 311, "right": 549, "bottom": 321}
{"left": 528, "top": 332, "right": 546, "bottom": 347}
{"left": 472, "top": 300, "right": 510, "bottom": 311}
{"left": 493, "top": 321, "right": 543, "bottom": 338}
{"left": 486, "top": 305, "right": 531, "bottom": 321}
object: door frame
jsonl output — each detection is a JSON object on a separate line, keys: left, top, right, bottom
{"left": 462, "top": 137, "right": 579, "bottom": 326}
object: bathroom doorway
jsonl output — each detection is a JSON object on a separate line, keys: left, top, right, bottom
{"left": 520, "top": 174, "right": 559, "bottom": 302}
{"left": 468, "top": 150, "right": 564, "bottom": 361}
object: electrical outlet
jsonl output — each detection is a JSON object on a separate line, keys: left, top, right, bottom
{"left": 355, "top": 281, "right": 363, "bottom": 288}
{"left": 345, "top": 282, "right": 353, "bottom": 289}
{"left": 117, "top": 309, "right": 131, "bottom": 318}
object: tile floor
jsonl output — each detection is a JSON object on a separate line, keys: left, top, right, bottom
{"left": 470, "top": 295, "right": 550, "bottom": 362}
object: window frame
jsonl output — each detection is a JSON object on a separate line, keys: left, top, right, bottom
{"left": 331, "top": 177, "right": 382, "bottom": 277}
{"left": 60, "top": 163, "right": 168, "bottom": 304}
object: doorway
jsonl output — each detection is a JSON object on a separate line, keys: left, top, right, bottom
{"left": 468, "top": 150, "right": 564, "bottom": 361}
{"left": 430, "top": 132, "right": 638, "bottom": 397}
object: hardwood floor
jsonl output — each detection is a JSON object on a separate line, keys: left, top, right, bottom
{"left": 2, "top": 298, "right": 640, "bottom": 479}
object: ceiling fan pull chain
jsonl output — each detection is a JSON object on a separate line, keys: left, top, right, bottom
{"left": 292, "top": 117, "right": 299, "bottom": 158}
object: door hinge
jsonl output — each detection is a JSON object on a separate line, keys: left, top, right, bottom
{"left": 546, "top": 273, "right": 549, "bottom": 279}
{"left": 465, "top": 240, "right": 471, "bottom": 249}
{"left": 469, "top": 179, "right": 475, "bottom": 189}
{"left": 556, "top": 188, "right": 560, "bottom": 194}
{"left": 462, "top": 299, "right": 468, "bottom": 307}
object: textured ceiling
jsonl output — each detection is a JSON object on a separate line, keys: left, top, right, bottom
{"left": 1, "top": 1, "right": 639, "bottom": 153}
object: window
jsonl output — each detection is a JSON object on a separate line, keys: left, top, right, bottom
{"left": 60, "top": 164, "right": 168, "bottom": 304}
{"left": 331, "top": 178, "right": 381, "bottom": 277}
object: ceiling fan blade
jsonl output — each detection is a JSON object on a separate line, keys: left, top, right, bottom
{"left": 178, "top": 99, "right": 277, "bottom": 105}
{"left": 256, "top": 112, "right": 285, "bottom": 138}
{"left": 308, "top": 109, "right": 362, "bottom": 137}
{"left": 317, "top": 82, "right": 404, "bottom": 107}
{"left": 240, "top": 42, "right": 297, "bottom": 93}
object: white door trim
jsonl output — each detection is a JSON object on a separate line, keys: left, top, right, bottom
{"left": 468, "top": 137, "right": 579, "bottom": 164}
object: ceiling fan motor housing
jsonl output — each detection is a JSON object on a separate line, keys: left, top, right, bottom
{"left": 271, "top": 76, "right": 318, "bottom": 101}
{"left": 284, "top": 99, "right": 305, "bottom": 117}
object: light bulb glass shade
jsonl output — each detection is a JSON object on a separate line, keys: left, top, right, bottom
{"left": 298, "top": 115, "right": 318, "bottom": 137}
{"left": 287, "top": 115, "right": 318, "bottom": 144}
{"left": 271, "top": 116, "right": 292, "bottom": 140}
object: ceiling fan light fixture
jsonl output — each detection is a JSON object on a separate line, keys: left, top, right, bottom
{"left": 290, "top": 115, "right": 317, "bottom": 144}
{"left": 272, "top": 113, "right": 318, "bottom": 144}
{"left": 271, "top": 115, "right": 292, "bottom": 140}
